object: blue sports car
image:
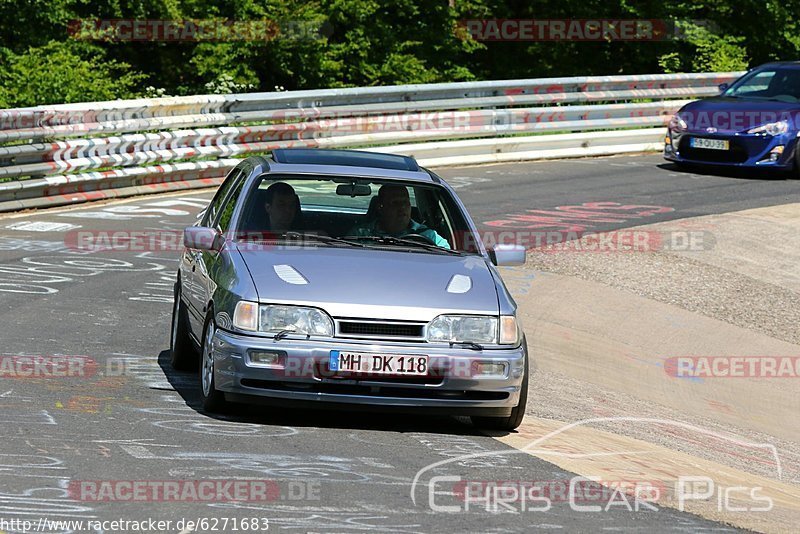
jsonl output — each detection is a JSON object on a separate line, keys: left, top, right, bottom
{"left": 664, "top": 62, "right": 800, "bottom": 175}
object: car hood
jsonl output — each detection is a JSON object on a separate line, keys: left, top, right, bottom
{"left": 236, "top": 245, "right": 500, "bottom": 321}
{"left": 679, "top": 97, "right": 800, "bottom": 134}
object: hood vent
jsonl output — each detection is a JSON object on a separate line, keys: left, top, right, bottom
{"left": 273, "top": 264, "right": 308, "bottom": 285}
{"left": 446, "top": 274, "right": 472, "bottom": 294}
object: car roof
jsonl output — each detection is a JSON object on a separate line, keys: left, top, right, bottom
{"left": 264, "top": 149, "right": 436, "bottom": 183}
{"left": 755, "top": 61, "right": 800, "bottom": 69}
{"left": 272, "top": 148, "right": 420, "bottom": 171}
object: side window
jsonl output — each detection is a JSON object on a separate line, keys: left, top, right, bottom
{"left": 432, "top": 189, "right": 473, "bottom": 251}
{"left": 202, "top": 168, "right": 244, "bottom": 227}
{"left": 216, "top": 177, "right": 247, "bottom": 232}
{"left": 415, "top": 187, "right": 458, "bottom": 249}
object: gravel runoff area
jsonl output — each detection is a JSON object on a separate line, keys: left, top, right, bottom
{"left": 523, "top": 218, "right": 800, "bottom": 348}
{"left": 502, "top": 203, "right": 800, "bottom": 487}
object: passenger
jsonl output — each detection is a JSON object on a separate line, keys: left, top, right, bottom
{"left": 348, "top": 184, "right": 450, "bottom": 248}
{"left": 264, "top": 182, "right": 302, "bottom": 233}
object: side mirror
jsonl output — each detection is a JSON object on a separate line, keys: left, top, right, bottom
{"left": 184, "top": 226, "right": 221, "bottom": 251}
{"left": 489, "top": 244, "right": 526, "bottom": 266}
{"left": 718, "top": 82, "right": 729, "bottom": 93}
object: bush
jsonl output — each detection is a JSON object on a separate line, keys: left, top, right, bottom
{"left": 0, "top": 41, "right": 147, "bottom": 107}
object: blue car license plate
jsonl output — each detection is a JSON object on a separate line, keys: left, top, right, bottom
{"left": 690, "top": 137, "right": 729, "bottom": 150}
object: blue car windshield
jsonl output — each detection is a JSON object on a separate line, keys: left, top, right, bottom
{"left": 723, "top": 67, "right": 800, "bottom": 102}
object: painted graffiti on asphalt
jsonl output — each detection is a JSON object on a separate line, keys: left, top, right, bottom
{"left": 484, "top": 201, "right": 675, "bottom": 232}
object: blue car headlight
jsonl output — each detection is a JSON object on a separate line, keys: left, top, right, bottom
{"left": 748, "top": 120, "right": 789, "bottom": 136}
{"left": 668, "top": 114, "right": 688, "bottom": 132}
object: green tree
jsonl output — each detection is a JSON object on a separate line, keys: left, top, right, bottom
{"left": 3, "top": 0, "right": 800, "bottom": 106}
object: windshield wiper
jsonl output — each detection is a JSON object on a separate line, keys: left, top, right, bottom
{"left": 273, "top": 329, "right": 293, "bottom": 341}
{"left": 273, "top": 329, "right": 310, "bottom": 341}
{"left": 449, "top": 341, "right": 484, "bottom": 351}
{"left": 280, "top": 231, "right": 367, "bottom": 248}
{"left": 341, "top": 235, "right": 463, "bottom": 255}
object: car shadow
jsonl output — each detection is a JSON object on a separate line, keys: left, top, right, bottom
{"left": 155, "top": 349, "right": 508, "bottom": 437}
{"left": 658, "top": 161, "right": 792, "bottom": 180}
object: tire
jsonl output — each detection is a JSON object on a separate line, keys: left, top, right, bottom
{"left": 472, "top": 353, "right": 529, "bottom": 432}
{"left": 199, "top": 315, "right": 228, "bottom": 412}
{"left": 170, "top": 283, "right": 197, "bottom": 371}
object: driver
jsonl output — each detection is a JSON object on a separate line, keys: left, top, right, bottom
{"left": 348, "top": 184, "right": 450, "bottom": 248}
{"left": 264, "top": 182, "right": 302, "bottom": 233}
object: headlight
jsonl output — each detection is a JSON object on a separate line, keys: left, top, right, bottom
{"left": 748, "top": 120, "right": 788, "bottom": 136}
{"left": 427, "top": 315, "right": 498, "bottom": 344}
{"left": 260, "top": 304, "right": 333, "bottom": 336}
{"left": 233, "top": 301, "right": 333, "bottom": 336}
{"left": 668, "top": 114, "right": 688, "bottom": 132}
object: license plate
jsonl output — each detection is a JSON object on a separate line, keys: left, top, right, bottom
{"left": 689, "top": 137, "right": 729, "bottom": 150}
{"left": 329, "top": 350, "right": 428, "bottom": 376}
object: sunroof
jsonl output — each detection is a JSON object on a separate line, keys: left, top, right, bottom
{"left": 272, "top": 149, "right": 420, "bottom": 172}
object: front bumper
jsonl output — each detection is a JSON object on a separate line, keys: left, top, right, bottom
{"left": 663, "top": 129, "right": 798, "bottom": 170}
{"left": 210, "top": 328, "right": 528, "bottom": 417}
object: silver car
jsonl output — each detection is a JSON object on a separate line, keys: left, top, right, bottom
{"left": 170, "top": 149, "right": 530, "bottom": 430}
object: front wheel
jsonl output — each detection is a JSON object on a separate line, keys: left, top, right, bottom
{"left": 472, "top": 355, "right": 529, "bottom": 432}
{"left": 199, "top": 317, "right": 228, "bottom": 412}
{"left": 793, "top": 146, "right": 800, "bottom": 180}
{"left": 170, "top": 283, "right": 197, "bottom": 371}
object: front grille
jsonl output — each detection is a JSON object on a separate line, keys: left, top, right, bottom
{"left": 337, "top": 320, "right": 425, "bottom": 339}
{"left": 678, "top": 137, "right": 749, "bottom": 163}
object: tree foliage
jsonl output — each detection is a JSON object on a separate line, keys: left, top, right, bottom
{"left": 1, "top": 0, "right": 799, "bottom": 107}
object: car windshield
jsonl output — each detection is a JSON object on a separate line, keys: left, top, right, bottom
{"left": 233, "top": 175, "right": 482, "bottom": 254}
{"left": 723, "top": 67, "right": 800, "bottom": 102}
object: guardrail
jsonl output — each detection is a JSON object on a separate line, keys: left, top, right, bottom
{"left": 0, "top": 71, "right": 742, "bottom": 212}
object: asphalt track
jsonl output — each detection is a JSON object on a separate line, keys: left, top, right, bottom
{"left": 1, "top": 153, "right": 796, "bottom": 533}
